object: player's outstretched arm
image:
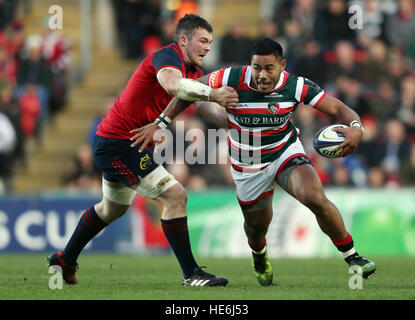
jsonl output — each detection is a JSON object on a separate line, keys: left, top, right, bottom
{"left": 130, "top": 69, "right": 238, "bottom": 151}
{"left": 157, "top": 67, "right": 238, "bottom": 107}
{"left": 315, "top": 94, "right": 364, "bottom": 157}
{"left": 196, "top": 101, "right": 228, "bottom": 128}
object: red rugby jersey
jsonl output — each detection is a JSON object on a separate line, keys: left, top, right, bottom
{"left": 96, "top": 43, "right": 204, "bottom": 139}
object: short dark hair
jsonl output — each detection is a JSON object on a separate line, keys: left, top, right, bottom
{"left": 174, "top": 14, "right": 213, "bottom": 43}
{"left": 251, "top": 38, "right": 283, "bottom": 59}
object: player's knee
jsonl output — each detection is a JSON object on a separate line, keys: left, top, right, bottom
{"left": 172, "top": 184, "right": 188, "bottom": 210}
{"left": 94, "top": 200, "right": 104, "bottom": 216}
{"left": 163, "top": 183, "right": 188, "bottom": 212}
{"left": 97, "top": 197, "right": 131, "bottom": 224}
{"left": 297, "top": 186, "right": 328, "bottom": 213}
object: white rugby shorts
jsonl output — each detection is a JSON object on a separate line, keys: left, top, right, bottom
{"left": 231, "top": 138, "right": 309, "bottom": 205}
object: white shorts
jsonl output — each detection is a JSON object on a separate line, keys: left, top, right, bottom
{"left": 231, "top": 138, "right": 309, "bottom": 205}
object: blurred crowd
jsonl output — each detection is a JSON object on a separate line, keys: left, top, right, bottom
{"left": 4, "top": 0, "right": 414, "bottom": 193}
{"left": 265, "top": 0, "right": 415, "bottom": 188}
{"left": 0, "top": 0, "right": 71, "bottom": 192}
{"left": 65, "top": 0, "right": 415, "bottom": 192}
{"left": 211, "top": 0, "right": 415, "bottom": 189}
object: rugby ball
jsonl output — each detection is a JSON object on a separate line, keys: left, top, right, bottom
{"left": 313, "top": 124, "right": 347, "bottom": 158}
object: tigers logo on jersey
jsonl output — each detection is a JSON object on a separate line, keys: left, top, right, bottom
{"left": 208, "top": 69, "right": 224, "bottom": 88}
{"left": 268, "top": 102, "right": 280, "bottom": 114}
{"left": 140, "top": 154, "right": 152, "bottom": 170}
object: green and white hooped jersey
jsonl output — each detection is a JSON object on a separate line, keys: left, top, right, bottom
{"left": 208, "top": 66, "right": 327, "bottom": 171}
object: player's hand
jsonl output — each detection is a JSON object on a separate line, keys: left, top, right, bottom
{"left": 129, "top": 123, "right": 160, "bottom": 152}
{"left": 332, "top": 126, "right": 363, "bottom": 157}
{"left": 210, "top": 86, "right": 239, "bottom": 108}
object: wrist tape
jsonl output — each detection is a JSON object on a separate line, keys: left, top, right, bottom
{"left": 177, "top": 78, "right": 211, "bottom": 101}
{"left": 154, "top": 113, "right": 171, "bottom": 129}
{"left": 350, "top": 120, "right": 364, "bottom": 133}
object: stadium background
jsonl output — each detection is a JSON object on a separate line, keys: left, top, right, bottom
{"left": 0, "top": 0, "right": 414, "bottom": 264}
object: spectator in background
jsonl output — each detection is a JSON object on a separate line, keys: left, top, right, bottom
{"left": 16, "top": 35, "right": 52, "bottom": 133}
{"left": 139, "top": 0, "right": 163, "bottom": 55}
{"left": 367, "top": 166, "right": 387, "bottom": 188}
{"left": 293, "top": 104, "right": 320, "bottom": 154}
{"left": 357, "top": 115, "right": 384, "bottom": 169}
{"left": 335, "top": 75, "right": 370, "bottom": 116}
{"left": 289, "top": 0, "right": 316, "bottom": 37}
{"left": 112, "top": 0, "right": 161, "bottom": 59}
{"left": 186, "top": 117, "right": 234, "bottom": 190}
{"left": 219, "top": 23, "right": 252, "bottom": 67}
{"left": 0, "top": 110, "right": 16, "bottom": 193}
{"left": 166, "top": 158, "right": 192, "bottom": 189}
{"left": 360, "top": 39, "right": 390, "bottom": 87}
{"left": 0, "top": 0, "right": 17, "bottom": 31}
{"left": 341, "top": 153, "right": 368, "bottom": 187}
{"left": 385, "top": 0, "right": 415, "bottom": 52}
{"left": 314, "top": 0, "right": 356, "bottom": 50}
{"left": 387, "top": 54, "right": 408, "bottom": 91}
{"left": 0, "top": 44, "right": 17, "bottom": 86}
{"left": 18, "top": 83, "right": 41, "bottom": 142}
{"left": 167, "top": 157, "right": 209, "bottom": 192}
{"left": 160, "top": 18, "right": 176, "bottom": 46}
{"left": 112, "top": 0, "right": 146, "bottom": 59}
{"left": 273, "top": 0, "right": 316, "bottom": 38}
{"left": 42, "top": 27, "right": 71, "bottom": 117}
{"left": 281, "top": 19, "right": 305, "bottom": 70}
{"left": 400, "top": 143, "right": 415, "bottom": 185}
{"left": 326, "top": 41, "right": 362, "bottom": 87}
{"left": 330, "top": 163, "right": 352, "bottom": 187}
{"left": 63, "top": 142, "right": 101, "bottom": 192}
{"left": 294, "top": 37, "right": 326, "bottom": 87}
{"left": 397, "top": 75, "right": 415, "bottom": 141}
{"left": 6, "top": 20, "right": 25, "bottom": 62}
{"left": 87, "top": 95, "right": 116, "bottom": 148}
{"left": 368, "top": 79, "right": 400, "bottom": 128}
{"left": 141, "top": 35, "right": 162, "bottom": 56}
{"left": 259, "top": 19, "right": 288, "bottom": 56}
{"left": 0, "top": 83, "right": 24, "bottom": 165}
{"left": 380, "top": 119, "right": 410, "bottom": 185}
{"left": 355, "top": 0, "right": 388, "bottom": 48}
{"left": 272, "top": 0, "right": 293, "bottom": 33}
{"left": 326, "top": 152, "right": 367, "bottom": 188}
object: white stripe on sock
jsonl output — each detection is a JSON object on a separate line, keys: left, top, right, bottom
{"left": 252, "top": 245, "right": 266, "bottom": 255}
{"left": 342, "top": 247, "right": 356, "bottom": 259}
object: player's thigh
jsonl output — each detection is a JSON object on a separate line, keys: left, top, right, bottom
{"left": 280, "top": 164, "right": 325, "bottom": 205}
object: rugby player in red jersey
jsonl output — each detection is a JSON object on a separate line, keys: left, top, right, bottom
{"left": 132, "top": 38, "right": 376, "bottom": 286}
{"left": 47, "top": 14, "right": 238, "bottom": 287}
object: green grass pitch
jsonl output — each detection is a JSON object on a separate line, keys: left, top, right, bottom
{"left": 0, "top": 254, "right": 414, "bottom": 300}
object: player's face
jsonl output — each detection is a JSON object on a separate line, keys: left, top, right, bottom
{"left": 251, "top": 54, "right": 286, "bottom": 94}
{"left": 183, "top": 28, "right": 213, "bottom": 67}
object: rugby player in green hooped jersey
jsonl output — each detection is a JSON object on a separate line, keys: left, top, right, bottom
{"left": 131, "top": 38, "right": 376, "bottom": 286}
